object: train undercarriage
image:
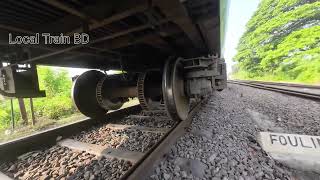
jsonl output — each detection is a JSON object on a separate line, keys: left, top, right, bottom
{"left": 72, "top": 56, "right": 226, "bottom": 121}
{"left": 0, "top": 0, "right": 228, "bottom": 121}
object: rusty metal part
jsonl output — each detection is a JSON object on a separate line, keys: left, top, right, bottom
{"left": 96, "top": 76, "right": 109, "bottom": 110}
{"left": 123, "top": 97, "right": 206, "bottom": 180}
{"left": 96, "top": 76, "right": 133, "bottom": 111}
{"left": 162, "top": 57, "right": 190, "bottom": 121}
{"left": 137, "top": 71, "right": 163, "bottom": 111}
{"left": 98, "top": 76, "right": 137, "bottom": 110}
{"left": 137, "top": 72, "right": 149, "bottom": 110}
{"left": 228, "top": 80, "right": 320, "bottom": 101}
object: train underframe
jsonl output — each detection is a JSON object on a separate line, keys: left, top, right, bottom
{"left": 0, "top": 0, "right": 228, "bottom": 121}
{"left": 0, "top": 55, "right": 226, "bottom": 122}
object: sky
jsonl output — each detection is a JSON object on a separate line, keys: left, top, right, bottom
{"left": 61, "top": 0, "right": 260, "bottom": 77}
{"left": 224, "top": 0, "right": 260, "bottom": 75}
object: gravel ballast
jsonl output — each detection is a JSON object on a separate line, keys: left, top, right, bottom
{"left": 118, "top": 112, "right": 175, "bottom": 128}
{"left": 73, "top": 126, "right": 164, "bottom": 153}
{"left": 0, "top": 146, "right": 132, "bottom": 179}
{"left": 0, "top": 111, "right": 173, "bottom": 179}
{"left": 72, "top": 111, "right": 174, "bottom": 153}
{"left": 149, "top": 84, "right": 320, "bottom": 180}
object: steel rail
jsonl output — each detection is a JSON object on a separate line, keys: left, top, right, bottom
{"left": 228, "top": 80, "right": 320, "bottom": 101}
{"left": 231, "top": 80, "right": 320, "bottom": 89}
{"left": 123, "top": 99, "right": 206, "bottom": 180}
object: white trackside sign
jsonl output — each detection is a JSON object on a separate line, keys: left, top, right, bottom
{"left": 258, "top": 132, "right": 320, "bottom": 173}
{"left": 258, "top": 132, "right": 320, "bottom": 154}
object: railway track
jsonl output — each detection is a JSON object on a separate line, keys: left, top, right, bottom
{"left": 0, "top": 99, "right": 205, "bottom": 180}
{"left": 228, "top": 80, "right": 320, "bottom": 101}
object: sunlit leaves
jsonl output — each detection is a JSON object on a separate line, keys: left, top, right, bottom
{"left": 232, "top": 0, "right": 320, "bottom": 83}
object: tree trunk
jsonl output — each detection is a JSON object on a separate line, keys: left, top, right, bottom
{"left": 18, "top": 98, "right": 28, "bottom": 125}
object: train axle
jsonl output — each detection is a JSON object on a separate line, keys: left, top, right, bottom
{"left": 72, "top": 56, "right": 226, "bottom": 121}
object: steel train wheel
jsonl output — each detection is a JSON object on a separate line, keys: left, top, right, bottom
{"left": 162, "top": 57, "right": 190, "bottom": 121}
{"left": 72, "top": 70, "right": 107, "bottom": 118}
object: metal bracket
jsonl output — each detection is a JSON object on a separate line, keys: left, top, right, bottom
{"left": 182, "top": 55, "right": 227, "bottom": 98}
{"left": 0, "top": 64, "right": 45, "bottom": 98}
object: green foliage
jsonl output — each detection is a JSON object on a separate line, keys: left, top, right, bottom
{"left": 232, "top": 0, "right": 320, "bottom": 84}
{"left": 0, "top": 99, "right": 23, "bottom": 130}
{"left": 0, "top": 66, "right": 76, "bottom": 130}
{"left": 37, "top": 67, "right": 72, "bottom": 97}
{"left": 33, "top": 96, "right": 76, "bottom": 120}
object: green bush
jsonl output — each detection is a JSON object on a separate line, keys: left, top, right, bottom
{"left": 33, "top": 96, "right": 76, "bottom": 120}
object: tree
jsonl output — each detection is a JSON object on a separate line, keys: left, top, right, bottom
{"left": 232, "top": 0, "right": 320, "bottom": 83}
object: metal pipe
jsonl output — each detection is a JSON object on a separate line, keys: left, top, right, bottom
{"left": 30, "top": 98, "right": 36, "bottom": 126}
{"left": 107, "top": 86, "right": 137, "bottom": 98}
{"left": 10, "top": 98, "right": 14, "bottom": 130}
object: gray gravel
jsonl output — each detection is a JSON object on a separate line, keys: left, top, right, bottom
{"left": 0, "top": 111, "right": 173, "bottom": 179}
{"left": 149, "top": 84, "right": 320, "bottom": 180}
{"left": 228, "top": 84, "right": 320, "bottom": 135}
{"left": 0, "top": 146, "right": 132, "bottom": 179}
{"left": 118, "top": 111, "right": 175, "bottom": 128}
{"left": 72, "top": 111, "right": 174, "bottom": 153}
{"left": 73, "top": 126, "right": 164, "bottom": 153}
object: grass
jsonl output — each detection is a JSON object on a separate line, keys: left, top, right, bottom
{"left": 0, "top": 98, "right": 139, "bottom": 143}
{"left": 231, "top": 72, "right": 320, "bottom": 85}
{"left": 0, "top": 113, "right": 86, "bottom": 143}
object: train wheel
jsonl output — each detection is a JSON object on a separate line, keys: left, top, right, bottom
{"left": 72, "top": 70, "right": 107, "bottom": 119}
{"left": 162, "top": 57, "right": 190, "bottom": 121}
